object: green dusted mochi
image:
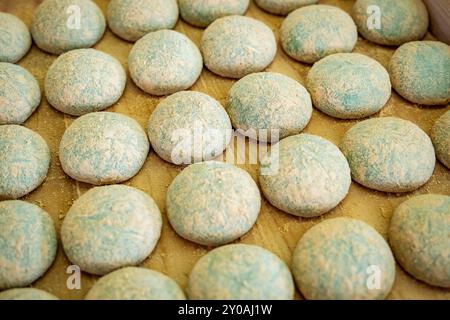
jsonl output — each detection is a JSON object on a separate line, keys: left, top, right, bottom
{"left": 0, "top": 288, "right": 58, "bottom": 300}
{"left": 389, "top": 194, "right": 450, "bottom": 288}
{"left": 31, "top": 0, "right": 106, "bottom": 55}
{"left": 85, "top": 267, "right": 185, "bottom": 300}
{"left": 148, "top": 91, "right": 232, "bottom": 165}
{"left": 281, "top": 5, "right": 357, "bottom": 64}
{"left": 129, "top": 30, "right": 203, "bottom": 96}
{"left": 179, "top": 0, "right": 249, "bottom": 27}
{"left": 188, "top": 244, "right": 294, "bottom": 300}
{"left": 255, "top": 0, "right": 318, "bottom": 16}
{"left": 0, "top": 200, "right": 57, "bottom": 290}
{"left": 201, "top": 15, "right": 277, "bottom": 78}
{"left": 431, "top": 111, "right": 450, "bottom": 169}
{"left": 352, "top": 0, "right": 429, "bottom": 46}
{"left": 389, "top": 41, "right": 450, "bottom": 105}
{"left": 259, "top": 134, "right": 351, "bottom": 218}
{"left": 226, "top": 72, "right": 312, "bottom": 142}
{"left": 45, "top": 49, "right": 126, "bottom": 116}
{"left": 0, "top": 13, "right": 31, "bottom": 63}
{"left": 0, "top": 63, "right": 41, "bottom": 124}
{"left": 167, "top": 161, "right": 261, "bottom": 246}
{"left": 306, "top": 53, "right": 391, "bottom": 119}
{"left": 292, "top": 217, "right": 395, "bottom": 300}
{"left": 61, "top": 185, "right": 162, "bottom": 276}
{"left": 340, "top": 117, "right": 435, "bottom": 193}
{"left": 107, "top": 0, "right": 179, "bottom": 42}
{"left": 59, "top": 112, "right": 149, "bottom": 185}
{"left": 0, "top": 125, "right": 50, "bottom": 199}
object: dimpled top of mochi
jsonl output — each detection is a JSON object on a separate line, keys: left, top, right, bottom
{"left": 352, "top": 0, "right": 429, "bottom": 46}
{"left": 201, "top": 15, "right": 277, "bottom": 79}
{"left": 128, "top": 30, "right": 203, "bottom": 96}
{"left": 389, "top": 194, "right": 450, "bottom": 288}
{"left": 188, "top": 244, "right": 294, "bottom": 300}
{"left": 226, "top": 72, "right": 312, "bottom": 142}
{"left": 431, "top": 111, "right": 450, "bottom": 169}
{"left": 259, "top": 134, "right": 351, "bottom": 218}
{"left": 0, "top": 125, "right": 50, "bottom": 199}
{"left": 0, "top": 13, "right": 31, "bottom": 63}
{"left": 306, "top": 53, "right": 391, "bottom": 119}
{"left": 31, "top": 0, "right": 106, "bottom": 55}
{"left": 281, "top": 5, "right": 357, "bottom": 64}
{"left": 0, "top": 63, "right": 41, "bottom": 124}
{"left": 61, "top": 185, "right": 162, "bottom": 276}
{"left": 389, "top": 41, "right": 450, "bottom": 105}
{"left": 148, "top": 91, "right": 232, "bottom": 165}
{"left": 392, "top": 195, "right": 450, "bottom": 288}
{"left": 178, "top": 0, "right": 249, "bottom": 27}
{"left": 254, "top": 0, "right": 318, "bottom": 15}
{"left": 0, "top": 288, "right": 59, "bottom": 300}
{"left": 107, "top": 0, "right": 179, "bottom": 42}
{"left": 85, "top": 267, "right": 185, "bottom": 300}
{"left": 45, "top": 49, "right": 126, "bottom": 116}
{"left": 167, "top": 161, "right": 261, "bottom": 246}
{"left": 0, "top": 200, "right": 57, "bottom": 290}
{"left": 292, "top": 217, "right": 395, "bottom": 300}
{"left": 59, "top": 112, "right": 149, "bottom": 185}
{"left": 340, "top": 117, "right": 435, "bottom": 193}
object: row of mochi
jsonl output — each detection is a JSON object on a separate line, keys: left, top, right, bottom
{"left": 2, "top": 1, "right": 448, "bottom": 108}
{"left": 1, "top": 189, "right": 448, "bottom": 300}
{"left": 0, "top": 91, "right": 449, "bottom": 202}
{"left": 0, "top": 0, "right": 434, "bottom": 62}
{"left": 1, "top": 39, "right": 448, "bottom": 129}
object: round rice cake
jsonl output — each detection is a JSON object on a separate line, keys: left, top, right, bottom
{"left": 201, "top": 15, "right": 276, "bottom": 78}
{"left": 0, "top": 62, "right": 41, "bottom": 124}
{"left": 61, "top": 185, "right": 162, "bottom": 275}
{"left": 292, "top": 217, "right": 396, "bottom": 300}
{"left": 389, "top": 194, "right": 450, "bottom": 288}
{"left": 167, "top": 161, "right": 261, "bottom": 246}
{"left": 0, "top": 200, "right": 57, "bottom": 290}
{"left": 188, "top": 244, "right": 294, "bottom": 299}
{"left": 340, "top": 117, "right": 435, "bottom": 193}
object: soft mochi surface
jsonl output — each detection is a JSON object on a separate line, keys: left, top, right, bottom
{"left": 340, "top": 117, "right": 435, "bottom": 193}
{"left": 107, "top": 0, "right": 179, "bottom": 42}
{"left": 292, "top": 217, "right": 396, "bottom": 300}
{"left": 431, "top": 111, "right": 450, "bottom": 169}
{"left": 0, "top": 62, "right": 41, "bottom": 124}
{"left": 45, "top": 49, "right": 126, "bottom": 116}
{"left": 59, "top": 112, "right": 149, "bottom": 185}
{"left": 389, "top": 41, "right": 450, "bottom": 105}
{"left": 167, "top": 161, "right": 261, "bottom": 246}
{"left": 148, "top": 91, "right": 232, "bottom": 165}
{"left": 389, "top": 194, "right": 450, "bottom": 288}
{"left": 306, "top": 53, "right": 391, "bottom": 119}
{"left": 0, "top": 288, "right": 59, "bottom": 300}
{"left": 226, "top": 72, "right": 312, "bottom": 141}
{"left": 255, "top": 0, "right": 318, "bottom": 15}
{"left": 281, "top": 5, "right": 357, "bottom": 64}
{"left": 201, "top": 15, "right": 277, "bottom": 78}
{"left": 259, "top": 134, "right": 351, "bottom": 218}
{"left": 188, "top": 244, "right": 294, "bottom": 300}
{"left": 129, "top": 30, "right": 203, "bottom": 96}
{"left": 31, "top": 0, "right": 106, "bottom": 55}
{"left": 0, "top": 201, "right": 57, "bottom": 290}
{"left": 61, "top": 185, "right": 162, "bottom": 276}
{"left": 0, "top": 125, "right": 50, "bottom": 199}
{"left": 179, "top": 0, "right": 249, "bottom": 27}
{"left": 352, "top": 0, "right": 429, "bottom": 46}
{"left": 85, "top": 267, "right": 185, "bottom": 300}
{"left": 0, "top": 12, "right": 31, "bottom": 63}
